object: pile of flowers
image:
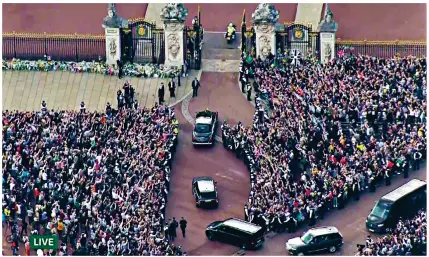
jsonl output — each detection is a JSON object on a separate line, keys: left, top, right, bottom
{"left": 2, "top": 58, "right": 180, "bottom": 78}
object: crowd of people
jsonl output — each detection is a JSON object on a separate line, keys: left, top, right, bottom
{"left": 2, "top": 102, "right": 185, "bottom": 255}
{"left": 222, "top": 53, "right": 426, "bottom": 232}
{"left": 356, "top": 208, "right": 427, "bottom": 256}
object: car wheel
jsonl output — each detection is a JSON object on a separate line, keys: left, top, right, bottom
{"left": 297, "top": 252, "right": 304, "bottom": 256}
{"left": 329, "top": 245, "right": 336, "bottom": 253}
{"left": 206, "top": 232, "right": 215, "bottom": 241}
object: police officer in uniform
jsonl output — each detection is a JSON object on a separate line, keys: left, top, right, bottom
{"left": 369, "top": 175, "right": 376, "bottom": 192}
{"left": 246, "top": 81, "right": 252, "bottom": 101}
{"left": 337, "top": 189, "right": 344, "bottom": 209}
{"left": 80, "top": 101, "right": 86, "bottom": 113}
{"left": 258, "top": 106, "right": 264, "bottom": 124}
{"left": 403, "top": 157, "right": 409, "bottom": 178}
{"left": 117, "top": 89, "right": 123, "bottom": 109}
{"left": 105, "top": 102, "right": 112, "bottom": 116}
{"left": 318, "top": 198, "right": 325, "bottom": 220}
{"left": 353, "top": 180, "right": 360, "bottom": 201}
{"left": 41, "top": 100, "right": 47, "bottom": 114}
{"left": 385, "top": 169, "right": 391, "bottom": 186}
{"left": 308, "top": 206, "right": 316, "bottom": 226}
{"left": 241, "top": 75, "right": 247, "bottom": 93}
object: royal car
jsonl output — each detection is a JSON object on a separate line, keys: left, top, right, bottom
{"left": 192, "top": 109, "right": 218, "bottom": 145}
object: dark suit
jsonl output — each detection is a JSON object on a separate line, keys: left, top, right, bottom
{"left": 168, "top": 81, "right": 176, "bottom": 98}
{"left": 192, "top": 79, "right": 200, "bottom": 97}
{"left": 158, "top": 85, "right": 165, "bottom": 104}
{"left": 117, "top": 60, "right": 123, "bottom": 79}
{"left": 179, "top": 219, "right": 187, "bottom": 238}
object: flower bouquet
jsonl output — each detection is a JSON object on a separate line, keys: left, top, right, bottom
{"left": 2, "top": 58, "right": 179, "bottom": 79}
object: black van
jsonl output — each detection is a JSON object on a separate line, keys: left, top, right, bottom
{"left": 366, "top": 179, "right": 426, "bottom": 233}
{"left": 205, "top": 218, "right": 265, "bottom": 249}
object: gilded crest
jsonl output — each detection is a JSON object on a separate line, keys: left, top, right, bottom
{"left": 137, "top": 25, "right": 146, "bottom": 37}
{"left": 293, "top": 27, "right": 304, "bottom": 40}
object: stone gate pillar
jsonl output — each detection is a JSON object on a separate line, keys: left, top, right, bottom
{"left": 161, "top": 3, "right": 188, "bottom": 67}
{"left": 318, "top": 4, "right": 338, "bottom": 64}
{"left": 102, "top": 3, "right": 128, "bottom": 65}
{"left": 252, "top": 3, "right": 279, "bottom": 60}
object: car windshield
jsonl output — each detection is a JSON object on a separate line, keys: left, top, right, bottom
{"left": 370, "top": 201, "right": 392, "bottom": 220}
{"left": 195, "top": 124, "right": 211, "bottom": 133}
{"left": 200, "top": 191, "right": 217, "bottom": 199}
{"left": 301, "top": 232, "right": 314, "bottom": 244}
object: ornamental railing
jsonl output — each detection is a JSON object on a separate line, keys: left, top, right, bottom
{"left": 336, "top": 39, "right": 426, "bottom": 58}
{"left": 2, "top": 32, "right": 106, "bottom": 62}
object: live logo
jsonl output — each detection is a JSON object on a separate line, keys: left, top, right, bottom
{"left": 29, "top": 235, "right": 59, "bottom": 250}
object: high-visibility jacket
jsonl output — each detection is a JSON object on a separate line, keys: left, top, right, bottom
{"left": 57, "top": 221, "right": 64, "bottom": 231}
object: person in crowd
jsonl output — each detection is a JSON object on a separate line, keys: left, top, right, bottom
{"left": 222, "top": 53, "right": 426, "bottom": 231}
{"left": 2, "top": 104, "right": 181, "bottom": 256}
{"left": 356, "top": 208, "right": 426, "bottom": 256}
{"left": 192, "top": 77, "right": 200, "bottom": 97}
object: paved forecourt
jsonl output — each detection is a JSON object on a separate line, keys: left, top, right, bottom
{"left": 2, "top": 70, "right": 198, "bottom": 112}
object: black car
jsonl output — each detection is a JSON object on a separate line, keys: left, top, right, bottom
{"left": 192, "top": 110, "right": 218, "bottom": 146}
{"left": 206, "top": 218, "right": 265, "bottom": 249}
{"left": 192, "top": 177, "right": 219, "bottom": 208}
{"left": 286, "top": 226, "right": 344, "bottom": 256}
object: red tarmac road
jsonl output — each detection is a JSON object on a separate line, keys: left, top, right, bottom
{"left": 164, "top": 72, "right": 254, "bottom": 255}
{"left": 165, "top": 108, "right": 251, "bottom": 256}
{"left": 188, "top": 72, "right": 255, "bottom": 131}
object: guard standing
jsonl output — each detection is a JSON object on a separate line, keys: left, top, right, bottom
{"left": 385, "top": 169, "right": 391, "bottom": 186}
{"left": 41, "top": 100, "right": 47, "bottom": 114}
{"left": 168, "top": 79, "right": 176, "bottom": 98}
{"left": 354, "top": 181, "right": 360, "bottom": 201}
{"left": 179, "top": 217, "right": 187, "bottom": 238}
{"left": 158, "top": 83, "right": 165, "bottom": 104}
{"left": 79, "top": 101, "right": 86, "bottom": 113}
{"left": 244, "top": 204, "right": 249, "bottom": 221}
{"left": 246, "top": 81, "right": 252, "bottom": 101}
{"left": 192, "top": 77, "right": 200, "bottom": 97}
{"left": 308, "top": 206, "right": 316, "bottom": 226}
{"left": 258, "top": 106, "right": 264, "bottom": 124}
{"left": 369, "top": 175, "right": 376, "bottom": 192}
{"left": 241, "top": 75, "right": 247, "bottom": 93}
{"left": 117, "top": 89, "right": 123, "bottom": 109}
{"left": 403, "top": 159, "right": 409, "bottom": 178}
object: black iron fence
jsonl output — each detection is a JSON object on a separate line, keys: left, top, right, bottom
{"left": 336, "top": 40, "right": 426, "bottom": 58}
{"left": 3, "top": 32, "right": 105, "bottom": 62}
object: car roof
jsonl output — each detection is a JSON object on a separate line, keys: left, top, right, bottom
{"left": 223, "top": 218, "right": 261, "bottom": 234}
{"left": 197, "top": 180, "right": 215, "bottom": 193}
{"left": 195, "top": 116, "right": 212, "bottom": 125}
{"left": 382, "top": 179, "right": 426, "bottom": 202}
{"left": 307, "top": 226, "right": 340, "bottom": 236}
